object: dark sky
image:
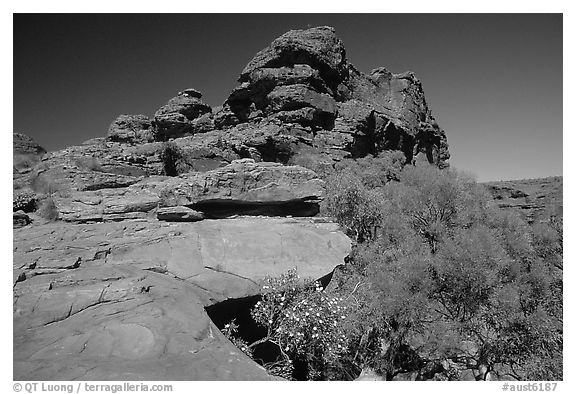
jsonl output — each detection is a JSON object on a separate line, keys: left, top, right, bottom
{"left": 13, "top": 14, "right": 562, "bottom": 181}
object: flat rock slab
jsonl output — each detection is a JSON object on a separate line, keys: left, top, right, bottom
{"left": 13, "top": 217, "right": 351, "bottom": 380}
{"left": 14, "top": 265, "right": 271, "bottom": 381}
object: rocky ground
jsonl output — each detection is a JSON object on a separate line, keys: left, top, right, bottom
{"left": 483, "top": 176, "right": 562, "bottom": 224}
{"left": 13, "top": 217, "right": 350, "bottom": 380}
{"left": 14, "top": 25, "right": 560, "bottom": 381}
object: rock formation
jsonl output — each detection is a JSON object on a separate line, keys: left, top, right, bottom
{"left": 483, "top": 176, "right": 563, "bottom": 224}
{"left": 13, "top": 132, "right": 47, "bottom": 173}
{"left": 13, "top": 25, "right": 450, "bottom": 380}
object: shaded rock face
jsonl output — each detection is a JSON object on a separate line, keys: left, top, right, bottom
{"left": 13, "top": 210, "right": 32, "bottom": 228}
{"left": 16, "top": 26, "right": 449, "bottom": 186}
{"left": 222, "top": 26, "right": 449, "bottom": 168}
{"left": 153, "top": 92, "right": 213, "bottom": 140}
{"left": 107, "top": 114, "right": 155, "bottom": 144}
{"left": 241, "top": 26, "right": 348, "bottom": 91}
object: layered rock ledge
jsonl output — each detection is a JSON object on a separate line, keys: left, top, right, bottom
{"left": 13, "top": 25, "right": 450, "bottom": 380}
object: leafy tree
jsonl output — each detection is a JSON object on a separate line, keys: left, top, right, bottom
{"left": 324, "top": 164, "right": 562, "bottom": 380}
{"left": 223, "top": 163, "right": 562, "bottom": 381}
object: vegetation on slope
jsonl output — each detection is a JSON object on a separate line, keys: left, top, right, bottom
{"left": 221, "top": 159, "right": 562, "bottom": 381}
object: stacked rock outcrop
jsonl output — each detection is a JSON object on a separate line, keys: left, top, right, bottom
{"left": 13, "top": 26, "right": 449, "bottom": 380}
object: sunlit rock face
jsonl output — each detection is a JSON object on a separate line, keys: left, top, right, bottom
{"left": 13, "top": 25, "right": 449, "bottom": 380}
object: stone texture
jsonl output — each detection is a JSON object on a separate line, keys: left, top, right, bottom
{"left": 53, "top": 177, "right": 165, "bottom": 222}
{"left": 483, "top": 176, "right": 563, "bottom": 224}
{"left": 31, "top": 158, "right": 325, "bottom": 222}
{"left": 12, "top": 25, "right": 457, "bottom": 381}
{"left": 178, "top": 88, "right": 203, "bottom": 98}
{"left": 153, "top": 93, "right": 212, "bottom": 140}
{"left": 241, "top": 26, "right": 347, "bottom": 89}
{"left": 14, "top": 133, "right": 47, "bottom": 174}
{"left": 13, "top": 217, "right": 351, "bottom": 380}
{"left": 107, "top": 114, "right": 155, "bottom": 144}
{"left": 159, "top": 159, "right": 325, "bottom": 208}
{"left": 14, "top": 133, "right": 47, "bottom": 156}
{"left": 218, "top": 26, "right": 449, "bottom": 168}
{"left": 156, "top": 206, "right": 205, "bottom": 222}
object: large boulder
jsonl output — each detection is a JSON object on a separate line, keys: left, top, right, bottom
{"left": 266, "top": 84, "right": 337, "bottom": 126}
{"left": 154, "top": 91, "right": 213, "bottom": 140}
{"left": 107, "top": 114, "right": 155, "bottom": 144}
{"left": 219, "top": 26, "right": 449, "bottom": 169}
{"left": 240, "top": 26, "right": 347, "bottom": 89}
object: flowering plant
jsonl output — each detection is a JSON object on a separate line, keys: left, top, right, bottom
{"left": 220, "top": 269, "right": 351, "bottom": 380}
{"left": 13, "top": 190, "right": 37, "bottom": 212}
{"left": 221, "top": 319, "right": 253, "bottom": 359}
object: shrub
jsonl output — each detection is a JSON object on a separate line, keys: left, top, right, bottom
{"left": 221, "top": 164, "right": 562, "bottom": 381}
{"left": 323, "top": 176, "right": 388, "bottom": 243}
{"left": 222, "top": 269, "right": 352, "bottom": 380}
{"left": 36, "top": 197, "right": 59, "bottom": 221}
{"left": 13, "top": 190, "right": 36, "bottom": 212}
{"left": 29, "top": 173, "right": 61, "bottom": 195}
{"left": 160, "top": 141, "right": 184, "bottom": 176}
{"left": 74, "top": 157, "right": 103, "bottom": 172}
{"left": 221, "top": 319, "right": 253, "bottom": 358}
{"left": 322, "top": 164, "right": 562, "bottom": 380}
{"left": 13, "top": 154, "right": 40, "bottom": 171}
{"left": 333, "top": 152, "right": 406, "bottom": 188}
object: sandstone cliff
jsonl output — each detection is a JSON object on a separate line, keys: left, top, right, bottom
{"left": 13, "top": 26, "right": 449, "bottom": 380}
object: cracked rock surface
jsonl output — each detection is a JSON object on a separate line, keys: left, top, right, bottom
{"left": 13, "top": 218, "right": 351, "bottom": 380}
{"left": 13, "top": 24, "right": 449, "bottom": 380}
